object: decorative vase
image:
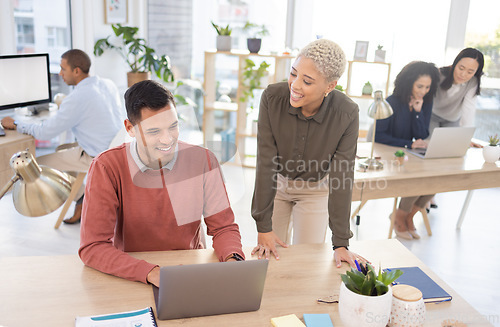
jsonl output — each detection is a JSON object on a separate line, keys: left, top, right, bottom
{"left": 247, "top": 38, "right": 262, "bottom": 53}
{"left": 339, "top": 282, "right": 393, "bottom": 327}
{"left": 362, "top": 82, "right": 373, "bottom": 96}
{"left": 127, "top": 71, "right": 150, "bottom": 88}
{"left": 482, "top": 145, "right": 500, "bottom": 163}
{"left": 216, "top": 35, "right": 232, "bottom": 52}
{"left": 374, "top": 49, "right": 386, "bottom": 63}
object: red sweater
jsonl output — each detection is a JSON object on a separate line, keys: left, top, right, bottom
{"left": 79, "top": 141, "right": 244, "bottom": 283}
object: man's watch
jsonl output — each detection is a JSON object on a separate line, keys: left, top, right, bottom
{"left": 225, "top": 253, "right": 244, "bottom": 261}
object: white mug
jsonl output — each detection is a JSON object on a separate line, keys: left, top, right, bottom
{"left": 389, "top": 284, "right": 426, "bottom": 327}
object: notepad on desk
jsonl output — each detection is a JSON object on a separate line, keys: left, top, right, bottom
{"left": 386, "top": 266, "right": 452, "bottom": 303}
{"left": 75, "top": 307, "right": 157, "bottom": 327}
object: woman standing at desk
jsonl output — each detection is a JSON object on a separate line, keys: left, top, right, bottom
{"left": 375, "top": 61, "right": 440, "bottom": 240}
{"left": 251, "top": 39, "right": 367, "bottom": 267}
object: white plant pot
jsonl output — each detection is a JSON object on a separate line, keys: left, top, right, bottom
{"left": 216, "top": 35, "right": 231, "bottom": 52}
{"left": 374, "top": 49, "right": 386, "bottom": 62}
{"left": 339, "top": 282, "right": 393, "bottom": 327}
{"left": 482, "top": 145, "right": 500, "bottom": 163}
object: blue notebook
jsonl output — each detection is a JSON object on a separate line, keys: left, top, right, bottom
{"left": 303, "top": 314, "right": 334, "bottom": 327}
{"left": 386, "top": 266, "right": 452, "bottom": 303}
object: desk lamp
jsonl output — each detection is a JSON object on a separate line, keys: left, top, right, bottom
{"left": 359, "top": 90, "right": 393, "bottom": 170}
{"left": 0, "top": 151, "right": 74, "bottom": 217}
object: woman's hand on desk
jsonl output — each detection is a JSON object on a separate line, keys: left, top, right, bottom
{"left": 334, "top": 247, "right": 370, "bottom": 269}
{"left": 1, "top": 117, "right": 16, "bottom": 130}
{"left": 252, "top": 231, "right": 288, "bottom": 260}
{"left": 411, "top": 139, "right": 427, "bottom": 149}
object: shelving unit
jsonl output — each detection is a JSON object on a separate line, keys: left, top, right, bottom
{"left": 345, "top": 60, "right": 391, "bottom": 98}
{"left": 203, "top": 50, "right": 294, "bottom": 167}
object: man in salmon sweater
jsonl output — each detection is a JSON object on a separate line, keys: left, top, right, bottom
{"left": 79, "top": 80, "right": 244, "bottom": 287}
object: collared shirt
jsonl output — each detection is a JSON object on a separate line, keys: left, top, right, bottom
{"left": 251, "top": 82, "right": 359, "bottom": 247}
{"left": 129, "top": 138, "right": 178, "bottom": 172}
{"left": 16, "top": 76, "right": 124, "bottom": 157}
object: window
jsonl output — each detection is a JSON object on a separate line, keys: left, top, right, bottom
{"left": 465, "top": 0, "right": 500, "bottom": 140}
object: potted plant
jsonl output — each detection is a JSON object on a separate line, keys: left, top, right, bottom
{"left": 335, "top": 84, "right": 345, "bottom": 92}
{"left": 374, "top": 45, "right": 386, "bottom": 63}
{"left": 339, "top": 263, "right": 403, "bottom": 327}
{"left": 242, "top": 21, "right": 269, "bottom": 53}
{"left": 394, "top": 150, "right": 406, "bottom": 165}
{"left": 362, "top": 81, "right": 373, "bottom": 96}
{"left": 211, "top": 21, "right": 232, "bottom": 52}
{"left": 483, "top": 134, "right": 500, "bottom": 163}
{"left": 94, "top": 24, "right": 174, "bottom": 87}
{"left": 239, "top": 59, "right": 271, "bottom": 108}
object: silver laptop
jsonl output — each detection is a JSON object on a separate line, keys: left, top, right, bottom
{"left": 152, "top": 259, "right": 269, "bottom": 320}
{"left": 407, "top": 127, "right": 475, "bottom": 159}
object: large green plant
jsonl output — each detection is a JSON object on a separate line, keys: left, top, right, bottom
{"left": 240, "top": 59, "right": 271, "bottom": 106}
{"left": 341, "top": 263, "right": 403, "bottom": 296}
{"left": 94, "top": 24, "right": 174, "bottom": 83}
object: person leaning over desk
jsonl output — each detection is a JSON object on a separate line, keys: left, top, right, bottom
{"left": 251, "top": 38, "right": 368, "bottom": 268}
{"left": 79, "top": 80, "right": 244, "bottom": 287}
{"left": 0, "top": 49, "right": 123, "bottom": 224}
{"left": 374, "top": 61, "right": 441, "bottom": 240}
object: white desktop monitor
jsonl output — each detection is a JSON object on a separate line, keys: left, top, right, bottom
{"left": 0, "top": 53, "right": 52, "bottom": 113}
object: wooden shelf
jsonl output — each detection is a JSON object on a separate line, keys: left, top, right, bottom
{"left": 203, "top": 51, "right": 292, "bottom": 168}
{"left": 345, "top": 61, "right": 391, "bottom": 98}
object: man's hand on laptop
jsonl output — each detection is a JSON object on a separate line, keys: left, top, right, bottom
{"left": 252, "top": 231, "right": 288, "bottom": 260}
{"left": 411, "top": 139, "right": 428, "bottom": 149}
{"left": 147, "top": 266, "right": 160, "bottom": 287}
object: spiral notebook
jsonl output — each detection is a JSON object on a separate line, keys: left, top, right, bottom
{"left": 75, "top": 307, "right": 157, "bottom": 327}
{"left": 386, "top": 266, "right": 452, "bottom": 303}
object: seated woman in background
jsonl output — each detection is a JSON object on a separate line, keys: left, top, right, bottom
{"left": 375, "top": 61, "right": 440, "bottom": 240}
{"left": 431, "top": 48, "right": 484, "bottom": 131}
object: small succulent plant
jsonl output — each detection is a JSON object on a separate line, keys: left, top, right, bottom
{"left": 488, "top": 134, "right": 499, "bottom": 146}
{"left": 211, "top": 21, "right": 232, "bottom": 36}
{"left": 394, "top": 150, "right": 405, "bottom": 157}
{"left": 341, "top": 263, "right": 403, "bottom": 296}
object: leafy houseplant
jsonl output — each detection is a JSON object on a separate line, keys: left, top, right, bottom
{"left": 335, "top": 84, "right": 345, "bottom": 92}
{"left": 239, "top": 59, "right": 271, "bottom": 108}
{"left": 94, "top": 24, "right": 174, "bottom": 87}
{"left": 483, "top": 134, "right": 500, "bottom": 163}
{"left": 341, "top": 263, "right": 403, "bottom": 296}
{"left": 211, "top": 21, "right": 232, "bottom": 52}
{"left": 339, "top": 263, "right": 403, "bottom": 327}
{"left": 243, "top": 22, "right": 269, "bottom": 53}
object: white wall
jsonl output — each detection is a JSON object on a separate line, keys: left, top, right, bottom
{"left": 71, "top": 0, "right": 148, "bottom": 93}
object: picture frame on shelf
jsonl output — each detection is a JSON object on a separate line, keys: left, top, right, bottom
{"left": 354, "top": 41, "right": 369, "bottom": 61}
{"left": 104, "top": 0, "right": 127, "bottom": 24}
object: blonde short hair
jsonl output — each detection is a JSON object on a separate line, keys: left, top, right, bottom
{"left": 298, "top": 39, "right": 346, "bottom": 82}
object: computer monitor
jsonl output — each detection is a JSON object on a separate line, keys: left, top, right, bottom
{"left": 0, "top": 53, "right": 52, "bottom": 115}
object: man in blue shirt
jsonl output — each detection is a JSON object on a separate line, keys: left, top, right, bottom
{"left": 1, "top": 49, "right": 124, "bottom": 224}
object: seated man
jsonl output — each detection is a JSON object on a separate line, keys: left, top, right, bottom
{"left": 1, "top": 49, "right": 124, "bottom": 224}
{"left": 79, "top": 80, "right": 244, "bottom": 287}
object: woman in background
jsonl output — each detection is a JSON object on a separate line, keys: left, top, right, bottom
{"left": 375, "top": 61, "right": 440, "bottom": 240}
{"left": 431, "top": 48, "right": 484, "bottom": 131}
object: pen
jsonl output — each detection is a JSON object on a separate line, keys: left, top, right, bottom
{"left": 355, "top": 259, "right": 362, "bottom": 272}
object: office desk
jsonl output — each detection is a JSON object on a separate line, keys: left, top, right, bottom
{"left": 353, "top": 143, "right": 500, "bottom": 227}
{"left": 0, "top": 129, "right": 35, "bottom": 188}
{"left": 0, "top": 240, "right": 492, "bottom": 326}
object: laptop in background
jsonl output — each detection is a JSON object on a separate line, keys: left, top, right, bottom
{"left": 152, "top": 259, "right": 269, "bottom": 320}
{"left": 407, "top": 127, "right": 475, "bottom": 159}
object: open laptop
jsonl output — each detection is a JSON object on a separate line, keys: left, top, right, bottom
{"left": 152, "top": 259, "right": 269, "bottom": 320}
{"left": 407, "top": 127, "right": 475, "bottom": 159}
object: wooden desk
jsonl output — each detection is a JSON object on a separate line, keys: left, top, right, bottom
{"left": 0, "top": 240, "right": 492, "bottom": 326}
{"left": 353, "top": 142, "right": 500, "bottom": 201}
{"left": 0, "top": 129, "right": 35, "bottom": 187}
{"left": 353, "top": 143, "right": 500, "bottom": 227}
